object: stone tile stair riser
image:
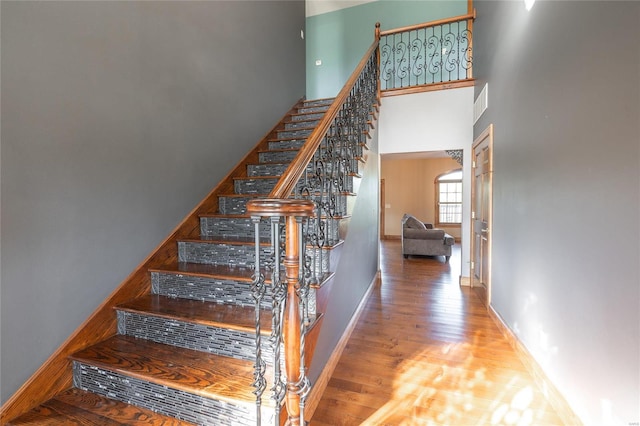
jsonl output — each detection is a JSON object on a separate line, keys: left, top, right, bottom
{"left": 258, "top": 150, "right": 299, "bottom": 164}
{"left": 150, "top": 271, "right": 316, "bottom": 317}
{"left": 304, "top": 217, "right": 341, "bottom": 244}
{"left": 200, "top": 217, "right": 272, "bottom": 239}
{"left": 267, "top": 139, "right": 306, "bottom": 151}
{"left": 218, "top": 196, "right": 255, "bottom": 215}
{"left": 297, "top": 105, "right": 330, "bottom": 114}
{"left": 151, "top": 272, "right": 273, "bottom": 309}
{"left": 72, "top": 362, "right": 275, "bottom": 426}
{"left": 234, "top": 178, "right": 279, "bottom": 195}
{"left": 301, "top": 193, "right": 348, "bottom": 217}
{"left": 301, "top": 99, "right": 334, "bottom": 107}
{"left": 304, "top": 174, "right": 354, "bottom": 193}
{"left": 178, "top": 241, "right": 274, "bottom": 267}
{"left": 306, "top": 247, "right": 331, "bottom": 279}
{"left": 247, "top": 160, "right": 349, "bottom": 178}
{"left": 116, "top": 310, "right": 274, "bottom": 364}
{"left": 291, "top": 112, "right": 324, "bottom": 122}
{"left": 284, "top": 120, "right": 319, "bottom": 130}
{"left": 276, "top": 128, "right": 313, "bottom": 140}
{"left": 247, "top": 163, "right": 290, "bottom": 177}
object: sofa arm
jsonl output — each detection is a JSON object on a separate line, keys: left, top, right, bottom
{"left": 443, "top": 234, "right": 455, "bottom": 246}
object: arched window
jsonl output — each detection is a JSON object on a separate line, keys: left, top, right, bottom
{"left": 435, "top": 169, "right": 462, "bottom": 225}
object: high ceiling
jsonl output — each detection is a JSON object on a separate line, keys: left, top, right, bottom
{"left": 306, "top": 0, "right": 378, "bottom": 17}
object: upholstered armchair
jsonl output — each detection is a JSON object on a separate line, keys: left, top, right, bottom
{"left": 401, "top": 213, "right": 454, "bottom": 262}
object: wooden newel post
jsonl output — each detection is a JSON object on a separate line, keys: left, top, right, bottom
{"left": 246, "top": 198, "right": 315, "bottom": 426}
{"left": 283, "top": 214, "right": 303, "bottom": 425}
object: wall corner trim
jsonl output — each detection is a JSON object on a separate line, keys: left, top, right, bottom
{"left": 487, "top": 305, "right": 583, "bottom": 426}
{"left": 304, "top": 272, "right": 380, "bottom": 420}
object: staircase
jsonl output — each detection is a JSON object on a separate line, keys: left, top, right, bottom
{"left": 6, "top": 98, "right": 344, "bottom": 426}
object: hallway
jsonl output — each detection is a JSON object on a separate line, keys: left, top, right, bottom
{"left": 311, "top": 240, "right": 564, "bottom": 425}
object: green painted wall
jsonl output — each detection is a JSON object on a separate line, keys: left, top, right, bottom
{"left": 306, "top": 0, "right": 468, "bottom": 99}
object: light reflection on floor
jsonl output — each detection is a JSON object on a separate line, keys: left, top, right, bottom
{"left": 311, "top": 241, "right": 563, "bottom": 425}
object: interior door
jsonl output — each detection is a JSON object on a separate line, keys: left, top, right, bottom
{"left": 380, "top": 179, "right": 386, "bottom": 239}
{"left": 471, "top": 125, "right": 493, "bottom": 305}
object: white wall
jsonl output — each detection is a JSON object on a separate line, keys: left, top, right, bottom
{"left": 379, "top": 87, "right": 474, "bottom": 278}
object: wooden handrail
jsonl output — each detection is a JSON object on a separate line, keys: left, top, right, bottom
{"left": 268, "top": 38, "right": 380, "bottom": 200}
{"left": 379, "top": 11, "right": 476, "bottom": 37}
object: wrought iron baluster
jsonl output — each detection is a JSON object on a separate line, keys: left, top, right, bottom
{"left": 270, "top": 216, "right": 286, "bottom": 421}
{"left": 295, "top": 216, "right": 311, "bottom": 425}
{"left": 250, "top": 215, "right": 267, "bottom": 425}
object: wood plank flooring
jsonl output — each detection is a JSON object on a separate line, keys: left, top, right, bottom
{"left": 311, "top": 240, "right": 563, "bottom": 425}
{"left": 6, "top": 388, "right": 196, "bottom": 426}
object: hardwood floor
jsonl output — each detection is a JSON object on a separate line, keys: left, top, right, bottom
{"left": 311, "top": 240, "right": 563, "bottom": 425}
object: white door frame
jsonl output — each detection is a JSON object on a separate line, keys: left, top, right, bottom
{"left": 470, "top": 124, "right": 493, "bottom": 305}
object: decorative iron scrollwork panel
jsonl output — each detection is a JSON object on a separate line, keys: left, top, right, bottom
{"left": 380, "top": 19, "right": 472, "bottom": 90}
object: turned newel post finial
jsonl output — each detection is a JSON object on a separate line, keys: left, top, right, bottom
{"left": 375, "top": 22, "right": 381, "bottom": 40}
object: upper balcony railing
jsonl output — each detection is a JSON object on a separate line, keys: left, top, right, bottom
{"left": 379, "top": 11, "right": 475, "bottom": 95}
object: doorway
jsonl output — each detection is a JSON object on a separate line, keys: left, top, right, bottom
{"left": 471, "top": 125, "right": 493, "bottom": 305}
{"left": 380, "top": 179, "right": 386, "bottom": 238}
{"left": 380, "top": 152, "right": 463, "bottom": 243}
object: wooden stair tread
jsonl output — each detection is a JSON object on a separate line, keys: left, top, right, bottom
{"left": 283, "top": 118, "right": 320, "bottom": 125}
{"left": 245, "top": 162, "right": 291, "bottom": 167}
{"left": 289, "top": 112, "right": 324, "bottom": 119}
{"left": 219, "top": 193, "right": 269, "bottom": 198}
{"left": 150, "top": 262, "right": 260, "bottom": 282}
{"left": 233, "top": 175, "right": 280, "bottom": 181}
{"left": 257, "top": 147, "right": 300, "bottom": 153}
{"left": 300, "top": 97, "right": 334, "bottom": 105}
{"left": 180, "top": 236, "right": 270, "bottom": 246}
{"left": 183, "top": 235, "right": 344, "bottom": 251}
{"left": 69, "top": 335, "right": 272, "bottom": 407}
{"left": 7, "top": 388, "right": 195, "bottom": 425}
{"left": 199, "top": 212, "right": 352, "bottom": 220}
{"left": 264, "top": 137, "right": 307, "bottom": 143}
{"left": 278, "top": 125, "right": 317, "bottom": 131}
{"left": 117, "top": 294, "right": 273, "bottom": 334}
{"left": 149, "top": 262, "right": 333, "bottom": 288}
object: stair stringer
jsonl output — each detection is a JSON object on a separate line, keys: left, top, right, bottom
{"left": 0, "top": 99, "right": 305, "bottom": 424}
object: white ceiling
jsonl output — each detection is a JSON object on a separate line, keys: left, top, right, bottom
{"left": 306, "top": 0, "right": 378, "bottom": 17}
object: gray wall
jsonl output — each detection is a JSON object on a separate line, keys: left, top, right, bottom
{"left": 309, "top": 126, "right": 380, "bottom": 385}
{"left": 473, "top": 1, "right": 639, "bottom": 424}
{"left": 0, "top": 1, "right": 305, "bottom": 404}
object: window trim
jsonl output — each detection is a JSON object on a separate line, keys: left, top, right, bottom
{"left": 435, "top": 168, "right": 463, "bottom": 226}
